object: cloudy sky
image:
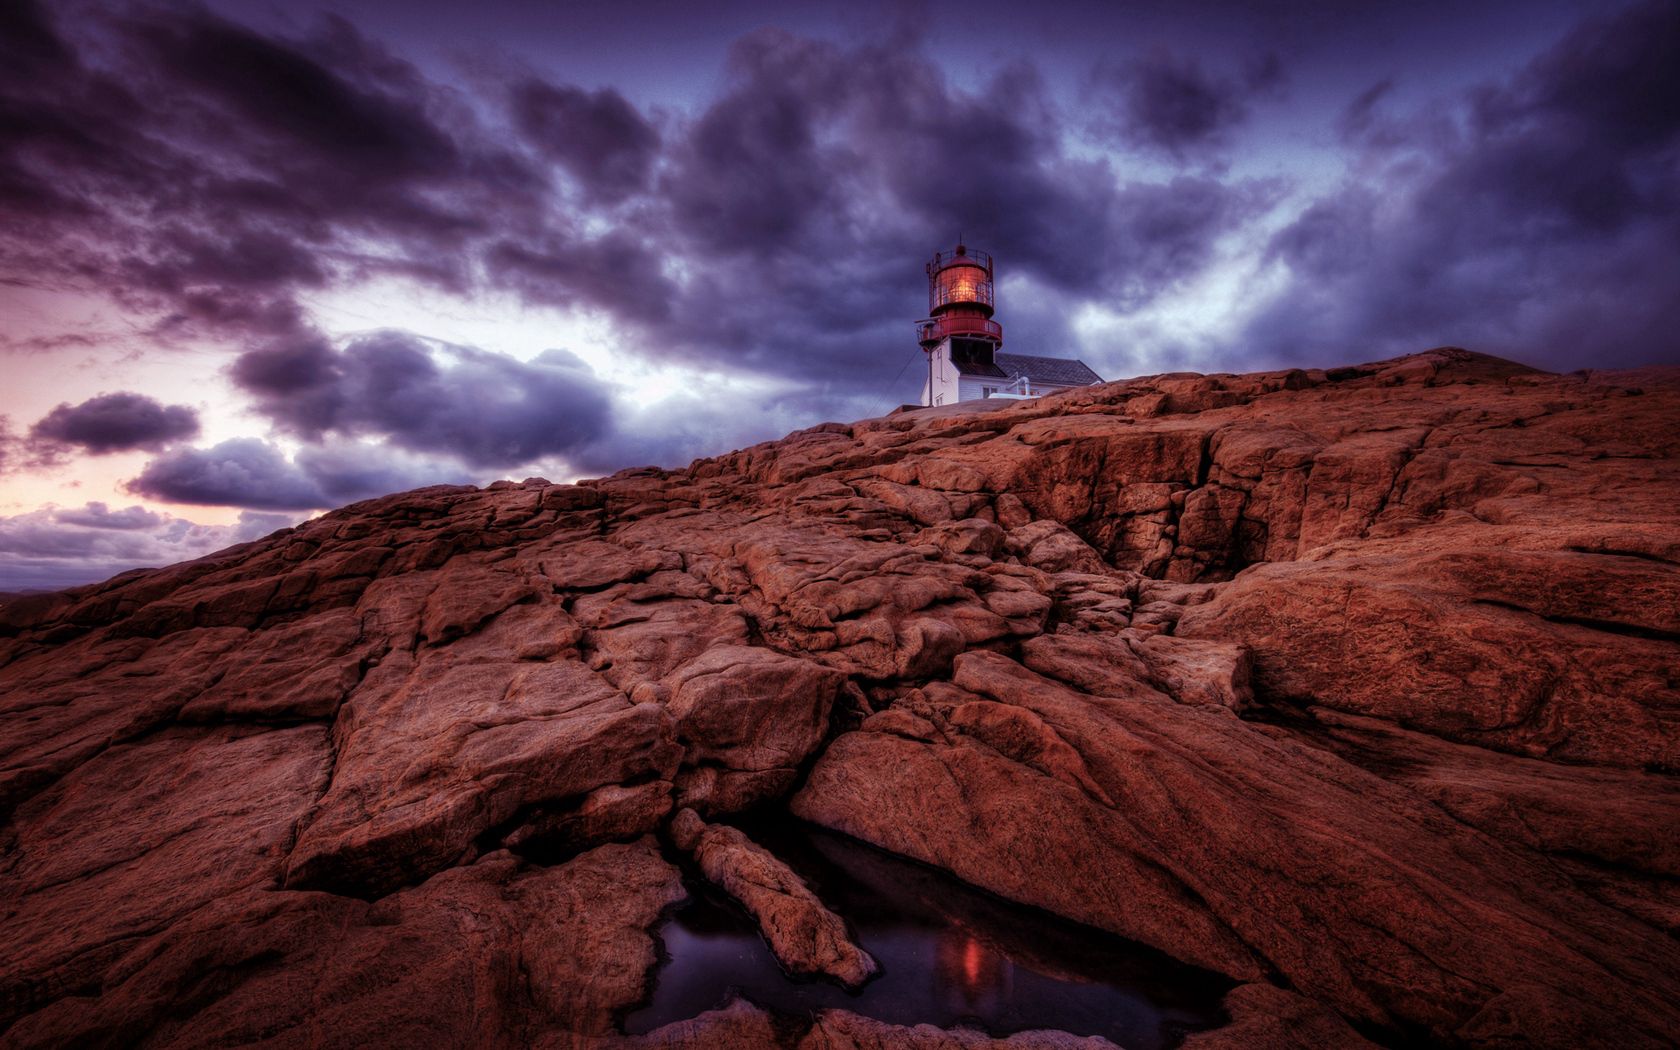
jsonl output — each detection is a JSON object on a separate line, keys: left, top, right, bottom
{"left": 2, "top": 0, "right": 1676, "bottom": 590}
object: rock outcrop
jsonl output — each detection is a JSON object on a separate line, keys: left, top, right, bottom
{"left": 3, "top": 348, "right": 1679, "bottom": 1048}
{"left": 5, "top": 840, "right": 686, "bottom": 1049}
{"left": 670, "top": 808, "right": 877, "bottom": 987}
{"left": 608, "top": 999, "right": 1125, "bottom": 1050}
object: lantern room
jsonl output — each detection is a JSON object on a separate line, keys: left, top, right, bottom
{"left": 929, "top": 245, "right": 995, "bottom": 315}
{"left": 918, "top": 244, "right": 1003, "bottom": 349}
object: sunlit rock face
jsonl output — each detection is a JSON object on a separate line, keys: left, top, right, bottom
{"left": 2, "top": 347, "right": 1678, "bottom": 1048}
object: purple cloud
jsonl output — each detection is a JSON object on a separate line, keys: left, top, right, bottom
{"left": 126, "top": 439, "right": 330, "bottom": 510}
{"left": 230, "top": 331, "right": 615, "bottom": 468}
{"left": 510, "top": 79, "right": 660, "bottom": 203}
{"left": 1242, "top": 0, "right": 1680, "bottom": 371}
{"left": 0, "top": 502, "right": 296, "bottom": 592}
{"left": 52, "top": 501, "right": 165, "bottom": 530}
{"left": 3, "top": 0, "right": 1677, "bottom": 547}
{"left": 126, "top": 436, "right": 478, "bottom": 511}
{"left": 27, "top": 393, "right": 201, "bottom": 455}
{"left": 1087, "top": 48, "right": 1286, "bottom": 159}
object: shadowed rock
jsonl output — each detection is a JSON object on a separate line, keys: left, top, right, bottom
{"left": 601, "top": 998, "right": 1124, "bottom": 1049}
{"left": 793, "top": 649, "right": 1680, "bottom": 1044}
{"left": 4, "top": 840, "right": 685, "bottom": 1049}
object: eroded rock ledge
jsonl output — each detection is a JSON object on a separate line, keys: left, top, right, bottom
{"left": 2, "top": 348, "right": 1678, "bottom": 1048}
{"left": 670, "top": 807, "right": 877, "bottom": 988}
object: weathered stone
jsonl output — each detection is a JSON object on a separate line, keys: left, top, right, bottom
{"left": 178, "top": 608, "right": 375, "bottom": 722}
{"left": 1176, "top": 549, "right": 1680, "bottom": 769}
{"left": 1022, "top": 631, "right": 1252, "bottom": 711}
{"left": 0, "top": 725, "right": 332, "bottom": 1023}
{"left": 1179, "top": 983, "right": 1380, "bottom": 1050}
{"left": 792, "top": 651, "right": 1680, "bottom": 1045}
{"left": 502, "top": 780, "right": 676, "bottom": 853}
{"left": 285, "top": 654, "right": 680, "bottom": 896}
{"left": 670, "top": 808, "right": 877, "bottom": 987}
{"left": 799, "top": 1009, "right": 1121, "bottom": 1049}
{"left": 916, "top": 518, "right": 1007, "bottom": 559}
{"left": 663, "top": 645, "right": 844, "bottom": 812}
{"left": 5, "top": 841, "right": 683, "bottom": 1049}
{"left": 595, "top": 998, "right": 783, "bottom": 1049}
{"left": 1005, "top": 520, "right": 1109, "bottom": 574}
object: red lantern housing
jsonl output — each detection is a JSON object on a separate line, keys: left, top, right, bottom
{"left": 918, "top": 244, "right": 1002, "bottom": 348}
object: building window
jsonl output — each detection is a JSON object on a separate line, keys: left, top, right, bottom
{"left": 982, "top": 386, "right": 997, "bottom": 398}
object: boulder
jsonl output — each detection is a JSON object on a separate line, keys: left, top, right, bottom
{"left": 285, "top": 654, "right": 680, "bottom": 896}
{"left": 663, "top": 645, "right": 845, "bottom": 813}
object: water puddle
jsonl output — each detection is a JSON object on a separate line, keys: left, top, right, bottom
{"left": 624, "top": 816, "right": 1232, "bottom": 1048}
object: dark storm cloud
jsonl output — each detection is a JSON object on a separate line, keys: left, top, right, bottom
{"left": 230, "top": 330, "right": 615, "bottom": 468}
{"left": 661, "top": 31, "right": 849, "bottom": 256}
{"left": 292, "top": 442, "right": 474, "bottom": 504}
{"left": 1338, "top": 79, "right": 1399, "bottom": 144}
{"left": 27, "top": 393, "right": 201, "bottom": 454}
{"left": 1245, "top": 0, "right": 1680, "bottom": 370}
{"left": 128, "top": 439, "right": 329, "bottom": 510}
{"left": 51, "top": 501, "right": 164, "bottom": 530}
{"left": 11, "top": 0, "right": 1672, "bottom": 518}
{"left": 1088, "top": 49, "right": 1285, "bottom": 158}
{"left": 0, "top": 418, "right": 16, "bottom": 475}
{"left": 510, "top": 79, "right": 660, "bottom": 203}
{"left": 125, "top": 435, "right": 473, "bottom": 510}
{"left": 642, "top": 29, "right": 1274, "bottom": 391}
{"left": 0, "top": 0, "right": 550, "bottom": 341}
{"left": 1107, "top": 177, "right": 1277, "bottom": 310}
{"left": 486, "top": 233, "right": 677, "bottom": 321}
{"left": 1, "top": 0, "right": 1267, "bottom": 425}
{"left": 133, "top": 10, "right": 461, "bottom": 186}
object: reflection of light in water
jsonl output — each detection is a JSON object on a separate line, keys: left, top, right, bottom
{"left": 935, "top": 928, "right": 1013, "bottom": 1016}
{"left": 625, "top": 819, "right": 1233, "bottom": 1048}
{"left": 963, "top": 938, "right": 983, "bottom": 987}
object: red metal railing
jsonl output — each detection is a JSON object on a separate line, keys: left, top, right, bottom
{"left": 928, "top": 247, "right": 994, "bottom": 272}
{"left": 916, "top": 315, "right": 1003, "bottom": 345}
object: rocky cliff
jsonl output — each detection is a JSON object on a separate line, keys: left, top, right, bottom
{"left": 2, "top": 348, "right": 1677, "bottom": 1048}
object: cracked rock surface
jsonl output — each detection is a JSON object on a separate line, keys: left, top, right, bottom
{"left": 3, "top": 348, "right": 1679, "bottom": 1048}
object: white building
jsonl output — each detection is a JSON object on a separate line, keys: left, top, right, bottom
{"left": 921, "top": 342, "right": 1104, "bottom": 406}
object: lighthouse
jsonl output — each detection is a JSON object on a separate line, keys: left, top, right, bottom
{"left": 918, "top": 244, "right": 1003, "bottom": 407}
{"left": 916, "top": 243, "right": 1104, "bottom": 406}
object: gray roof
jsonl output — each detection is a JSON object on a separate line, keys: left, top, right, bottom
{"left": 951, "top": 359, "right": 1007, "bottom": 379}
{"left": 952, "top": 352, "right": 1102, "bottom": 386}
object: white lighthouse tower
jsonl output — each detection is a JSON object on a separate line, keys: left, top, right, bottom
{"left": 918, "top": 244, "right": 1003, "bottom": 407}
